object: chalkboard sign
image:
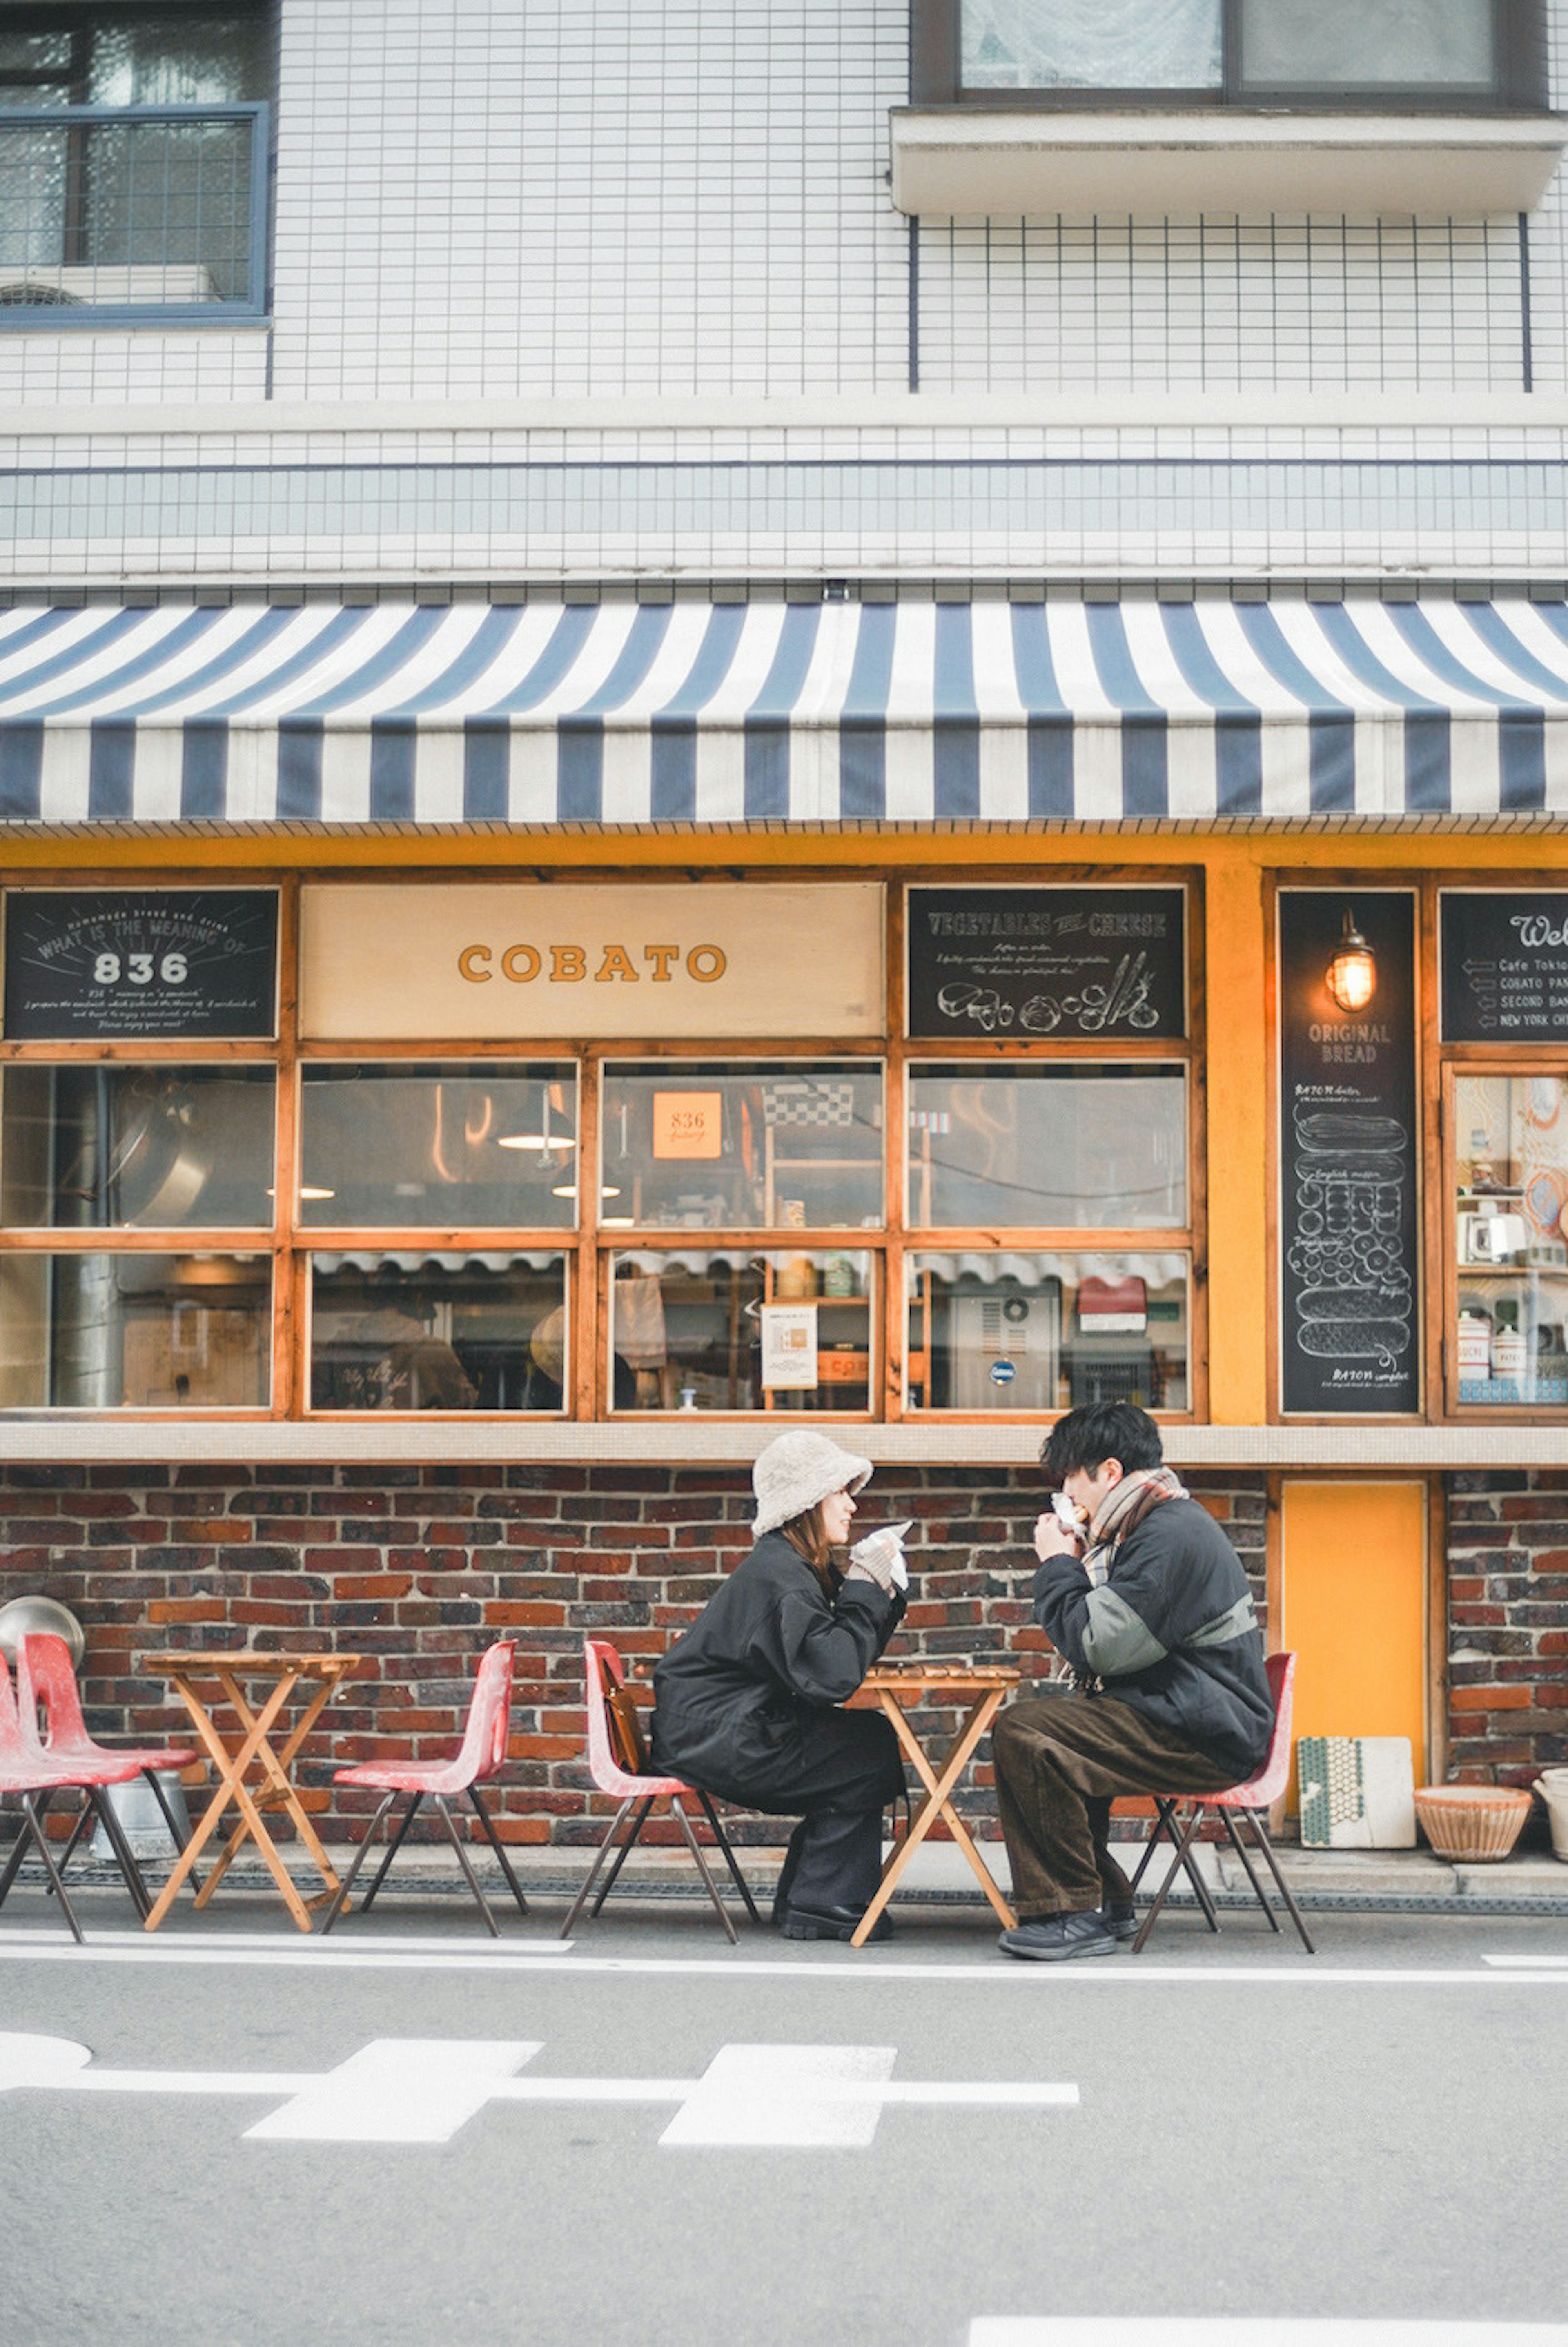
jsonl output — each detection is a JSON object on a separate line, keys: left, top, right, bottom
{"left": 907, "top": 887, "right": 1186, "bottom": 1040}
{"left": 1279, "top": 893, "right": 1420, "bottom": 1416}
{"left": 1441, "top": 892, "right": 1568, "bottom": 1042}
{"left": 3, "top": 890, "right": 279, "bottom": 1040}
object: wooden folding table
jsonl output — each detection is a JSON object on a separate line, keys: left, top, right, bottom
{"left": 140, "top": 1649, "right": 363, "bottom": 1934}
{"left": 848, "top": 1662, "right": 1021, "bottom": 1949}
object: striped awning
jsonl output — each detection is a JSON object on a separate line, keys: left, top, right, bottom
{"left": 6, "top": 596, "right": 1568, "bottom": 830}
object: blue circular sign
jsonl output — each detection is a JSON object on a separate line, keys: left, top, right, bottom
{"left": 989, "top": 1358, "right": 1017, "bottom": 1387}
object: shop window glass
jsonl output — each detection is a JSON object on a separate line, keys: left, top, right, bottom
{"left": 906, "top": 1065, "right": 1185, "bottom": 1230}
{"left": 299, "top": 1065, "right": 577, "bottom": 1229}
{"left": 608, "top": 1250, "right": 875, "bottom": 1413}
{"left": 960, "top": 0, "right": 1222, "bottom": 91}
{"left": 601, "top": 1062, "right": 883, "bottom": 1232}
{"left": 1454, "top": 1074, "right": 1568, "bottom": 1407}
{"left": 906, "top": 1252, "right": 1188, "bottom": 1414}
{"left": 309, "top": 1253, "right": 568, "bottom": 1412}
{"left": 0, "top": 1250, "right": 270, "bottom": 1407}
{"left": 0, "top": 1064, "right": 274, "bottom": 1229}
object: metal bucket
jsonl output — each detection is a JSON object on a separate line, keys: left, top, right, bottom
{"left": 89, "top": 1772, "right": 191, "bottom": 1862}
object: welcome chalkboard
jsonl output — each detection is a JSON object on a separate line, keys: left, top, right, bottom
{"left": 1279, "top": 893, "right": 1420, "bottom": 1416}
{"left": 907, "top": 886, "right": 1186, "bottom": 1040}
{"left": 1441, "top": 891, "right": 1568, "bottom": 1042}
{"left": 3, "top": 890, "right": 279, "bottom": 1040}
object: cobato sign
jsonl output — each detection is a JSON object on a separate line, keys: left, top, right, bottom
{"left": 300, "top": 883, "right": 885, "bottom": 1040}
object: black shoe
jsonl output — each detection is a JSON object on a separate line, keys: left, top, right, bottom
{"left": 1099, "top": 1902, "right": 1139, "bottom": 1942}
{"left": 998, "top": 1911, "right": 1117, "bottom": 1963}
{"left": 779, "top": 1903, "right": 892, "bottom": 1944}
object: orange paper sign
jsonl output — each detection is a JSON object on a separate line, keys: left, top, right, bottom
{"left": 653, "top": 1091, "right": 724, "bottom": 1159}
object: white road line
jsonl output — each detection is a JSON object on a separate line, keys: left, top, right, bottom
{"left": 1483, "top": 1953, "right": 1568, "bottom": 1968}
{"left": 0, "top": 2032, "right": 1079, "bottom": 2149}
{"left": 0, "top": 1936, "right": 1565, "bottom": 1986}
{"left": 970, "top": 2327, "right": 1568, "bottom": 2345}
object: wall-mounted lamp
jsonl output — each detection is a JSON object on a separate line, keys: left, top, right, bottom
{"left": 1325, "top": 909, "right": 1377, "bottom": 1014}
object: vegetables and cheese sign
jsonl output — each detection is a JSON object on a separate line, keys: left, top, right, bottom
{"left": 299, "top": 883, "right": 885, "bottom": 1040}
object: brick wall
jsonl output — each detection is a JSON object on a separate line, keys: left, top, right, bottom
{"left": 0, "top": 1462, "right": 1265, "bottom": 1848}
{"left": 1446, "top": 1472, "right": 1568, "bottom": 1788}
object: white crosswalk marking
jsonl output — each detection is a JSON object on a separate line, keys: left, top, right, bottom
{"left": 0, "top": 2031, "right": 1078, "bottom": 2149}
{"left": 658, "top": 2043, "right": 898, "bottom": 2149}
{"left": 970, "top": 2325, "right": 1568, "bottom": 2344}
{"left": 245, "top": 2040, "right": 541, "bottom": 2144}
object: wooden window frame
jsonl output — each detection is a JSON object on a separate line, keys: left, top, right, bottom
{"left": 0, "top": 860, "right": 1205, "bottom": 1427}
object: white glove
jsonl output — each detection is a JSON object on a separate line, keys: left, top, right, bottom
{"left": 845, "top": 1521, "right": 913, "bottom": 1594}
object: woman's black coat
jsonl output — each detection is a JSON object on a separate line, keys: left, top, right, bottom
{"left": 650, "top": 1529, "right": 906, "bottom": 1805}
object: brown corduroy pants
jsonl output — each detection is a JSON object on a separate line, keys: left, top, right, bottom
{"left": 991, "top": 1686, "right": 1239, "bottom": 1919}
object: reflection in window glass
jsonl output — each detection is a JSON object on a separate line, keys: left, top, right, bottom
{"left": 0, "top": 1066, "right": 274, "bottom": 1229}
{"left": 1455, "top": 1074, "right": 1568, "bottom": 1407}
{"left": 907, "top": 1066, "right": 1185, "bottom": 1229}
{"left": 962, "top": 0, "right": 1222, "bottom": 90}
{"left": 602, "top": 1063, "right": 883, "bottom": 1232}
{"left": 609, "top": 1251, "right": 875, "bottom": 1412}
{"left": 301, "top": 1065, "right": 577, "bottom": 1228}
{"left": 906, "top": 1253, "right": 1187, "bottom": 1414}
{"left": 1239, "top": 0, "right": 1493, "bottom": 89}
{"left": 310, "top": 1253, "right": 567, "bottom": 1412}
{"left": 0, "top": 1252, "right": 269, "bottom": 1408}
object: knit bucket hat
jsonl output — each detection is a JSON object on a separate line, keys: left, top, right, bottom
{"left": 751, "top": 1430, "right": 873, "bottom": 1539}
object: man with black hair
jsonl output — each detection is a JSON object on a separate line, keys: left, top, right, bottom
{"left": 991, "top": 1401, "right": 1274, "bottom": 1962}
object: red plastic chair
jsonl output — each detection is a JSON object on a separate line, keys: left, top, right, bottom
{"left": 321, "top": 1641, "right": 529, "bottom": 1936}
{"left": 1128, "top": 1650, "right": 1315, "bottom": 1954}
{"left": 18, "top": 1631, "right": 202, "bottom": 1897}
{"left": 0, "top": 1650, "right": 148, "bottom": 1940}
{"left": 559, "top": 1638, "right": 761, "bottom": 1944}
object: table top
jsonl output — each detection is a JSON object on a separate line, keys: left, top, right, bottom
{"left": 141, "top": 1649, "right": 363, "bottom": 1679}
{"left": 860, "top": 1663, "right": 1022, "bottom": 1693}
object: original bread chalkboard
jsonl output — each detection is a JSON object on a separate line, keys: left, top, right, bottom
{"left": 3, "top": 890, "right": 279, "bottom": 1040}
{"left": 1441, "top": 891, "right": 1568, "bottom": 1042}
{"left": 1278, "top": 893, "right": 1419, "bottom": 1416}
{"left": 907, "top": 886, "right": 1186, "bottom": 1040}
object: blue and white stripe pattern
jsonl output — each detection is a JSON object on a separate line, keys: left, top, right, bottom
{"left": 5, "top": 597, "right": 1568, "bottom": 828}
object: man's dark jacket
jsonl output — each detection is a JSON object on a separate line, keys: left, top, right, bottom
{"left": 651, "top": 1530, "right": 904, "bottom": 1801}
{"left": 1032, "top": 1496, "right": 1272, "bottom": 1778}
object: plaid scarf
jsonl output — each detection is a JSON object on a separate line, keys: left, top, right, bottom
{"left": 1064, "top": 1465, "right": 1189, "bottom": 1691}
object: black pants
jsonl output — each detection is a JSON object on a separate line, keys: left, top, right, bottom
{"left": 733, "top": 1708, "right": 906, "bottom": 1919}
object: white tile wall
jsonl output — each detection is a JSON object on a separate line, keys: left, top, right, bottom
{"left": 269, "top": 0, "right": 910, "bottom": 401}
{"left": 0, "top": 329, "right": 269, "bottom": 412}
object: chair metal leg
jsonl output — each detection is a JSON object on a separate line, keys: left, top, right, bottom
{"left": 694, "top": 1790, "right": 762, "bottom": 1926}
{"left": 359, "top": 1789, "right": 423, "bottom": 1915}
{"left": 467, "top": 1786, "right": 530, "bottom": 1917}
{"left": 89, "top": 1785, "right": 151, "bottom": 1920}
{"left": 0, "top": 1784, "right": 51, "bottom": 1907}
{"left": 559, "top": 1796, "right": 637, "bottom": 1938}
{"left": 434, "top": 1795, "right": 500, "bottom": 1937}
{"left": 1128, "top": 1796, "right": 1219, "bottom": 1928}
{"left": 590, "top": 1796, "right": 654, "bottom": 1916}
{"left": 1131, "top": 1799, "right": 1215, "bottom": 1954}
{"left": 318, "top": 1790, "right": 398, "bottom": 1935}
{"left": 20, "top": 1793, "right": 84, "bottom": 1944}
{"left": 53, "top": 1797, "right": 96, "bottom": 1886}
{"left": 1236, "top": 1808, "right": 1317, "bottom": 1955}
{"left": 142, "top": 1765, "right": 203, "bottom": 1895}
{"left": 670, "top": 1795, "right": 738, "bottom": 1946}
{"left": 1219, "top": 1806, "right": 1281, "bottom": 1933}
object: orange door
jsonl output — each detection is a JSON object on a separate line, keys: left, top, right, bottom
{"left": 1278, "top": 1480, "right": 1430, "bottom": 1803}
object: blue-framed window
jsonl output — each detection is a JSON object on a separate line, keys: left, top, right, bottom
{"left": 0, "top": 7, "right": 270, "bottom": 325}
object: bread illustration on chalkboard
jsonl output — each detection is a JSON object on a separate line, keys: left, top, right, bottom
{"left": 1287, "top": 1109, "right": 1413, "bottom": 1375}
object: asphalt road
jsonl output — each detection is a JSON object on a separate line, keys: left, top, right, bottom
{"left": 1, "top": 1891, "right": 1565, "bottom": 2347}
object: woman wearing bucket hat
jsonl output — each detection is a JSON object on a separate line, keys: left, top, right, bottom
{"left": 650, "top": 1430, "right": 908, "bottom": 1941}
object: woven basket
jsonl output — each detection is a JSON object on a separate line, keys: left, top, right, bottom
{"left": 1414, "top": 1784, "right": 1532, "bottom": 1863}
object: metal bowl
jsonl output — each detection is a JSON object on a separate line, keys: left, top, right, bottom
{"left": 0, "top": 1594, "right": 85, "bottom": 1668}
